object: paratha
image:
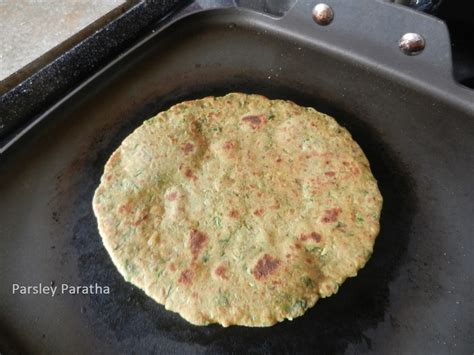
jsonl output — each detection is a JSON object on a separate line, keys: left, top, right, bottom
{"left": 92, "top": 93, "right": 382, "bottom": 327}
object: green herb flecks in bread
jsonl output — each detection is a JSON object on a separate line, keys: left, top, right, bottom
{"left": 93, "top": 93, "right": 382, "bottom": 327}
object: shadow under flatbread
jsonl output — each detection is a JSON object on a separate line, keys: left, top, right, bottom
{"left": 66, "top": 81, "right": 417, "bottom": 354}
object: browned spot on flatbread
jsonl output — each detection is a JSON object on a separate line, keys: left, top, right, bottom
{"left": 190, "top": 229, "right": 208, "bottom": 259}
{"left": 166, "top": 192, "right": 177, "bottom": 201}
{"left": 169, "top": 263, "right": 176, "bottom": 272}
{"left": 118, "top": 202, "right": 133, "bottom": 214}
{"left": 215, "top": 264, "right": 228, "bottom": 279}
{"left": 325, "top": 171, "right": 336, "bottom": 177}
{"left": 254, "top": 208, "right": 264, "bottom": 217}
{"left": 321, "top": 208, "right": 342, "bottom": 223}
{"left": 189, "top": 120, "right": 209, "bottom": 152}
{"left": 300, "top": 232, "right": 322, "bottom": 243}
{"left": 242, "top": 114, "right": 267, "bottom": 129}
{"left": 184, "top": 168, "right": 196, "bottom": 180}
{"left": 167, "top": 134, "right": 178, "bottom": 144}
{"left": 132, "top": 212, "right": 149, "bottom": 226}
{"left": 252, "top": 254, "right": 281, "bottom": 280}
{"left": 178, "top": 269, "right": 193, "bottom": 285}
{"left": 229, "top": 209, "right": 239, "bottom": 218}
{"left": 350, "top": 211, "right": 356, "bottom": 222}
{"left": 223, "top": 140, "right": 237, "bottom": 150}
{"left": 181, "top": 142, "right": 194, "bottom": 154}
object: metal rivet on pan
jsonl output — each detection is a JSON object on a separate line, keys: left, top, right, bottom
{"left": 312, "top": 3, "right": 334, "bottom": 26}
{"left": 399, "top": 33, "right": 425, "bottom": 55}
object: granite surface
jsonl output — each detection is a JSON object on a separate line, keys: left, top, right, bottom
{"left": 0, "top": 0, "right": 186, "bottom": 147}
{"left": 0, "top": 0, "right": 124, "bottom": 81}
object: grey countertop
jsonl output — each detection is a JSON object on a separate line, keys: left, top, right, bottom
{"left": 0, "top": 0, "right": 124, "bottom": 81}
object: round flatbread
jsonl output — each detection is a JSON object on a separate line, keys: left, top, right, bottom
{"left": 92, "top": 93, "right": 382, "bottom": 327}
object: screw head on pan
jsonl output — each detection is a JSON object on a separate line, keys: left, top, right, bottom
{"left": 312, "top": 3, "right": 334, "bottom": 26}
{"left": 399, "top": 33, "right": 425, "bottom": 55}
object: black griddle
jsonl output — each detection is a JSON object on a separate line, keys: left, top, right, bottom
{"left": 0, "top": 0, "right": 473, "bottom": 353}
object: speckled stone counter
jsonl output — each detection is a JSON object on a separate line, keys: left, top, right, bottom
{"left": 0, "top": 0, "right": 124, "bottom": 81}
